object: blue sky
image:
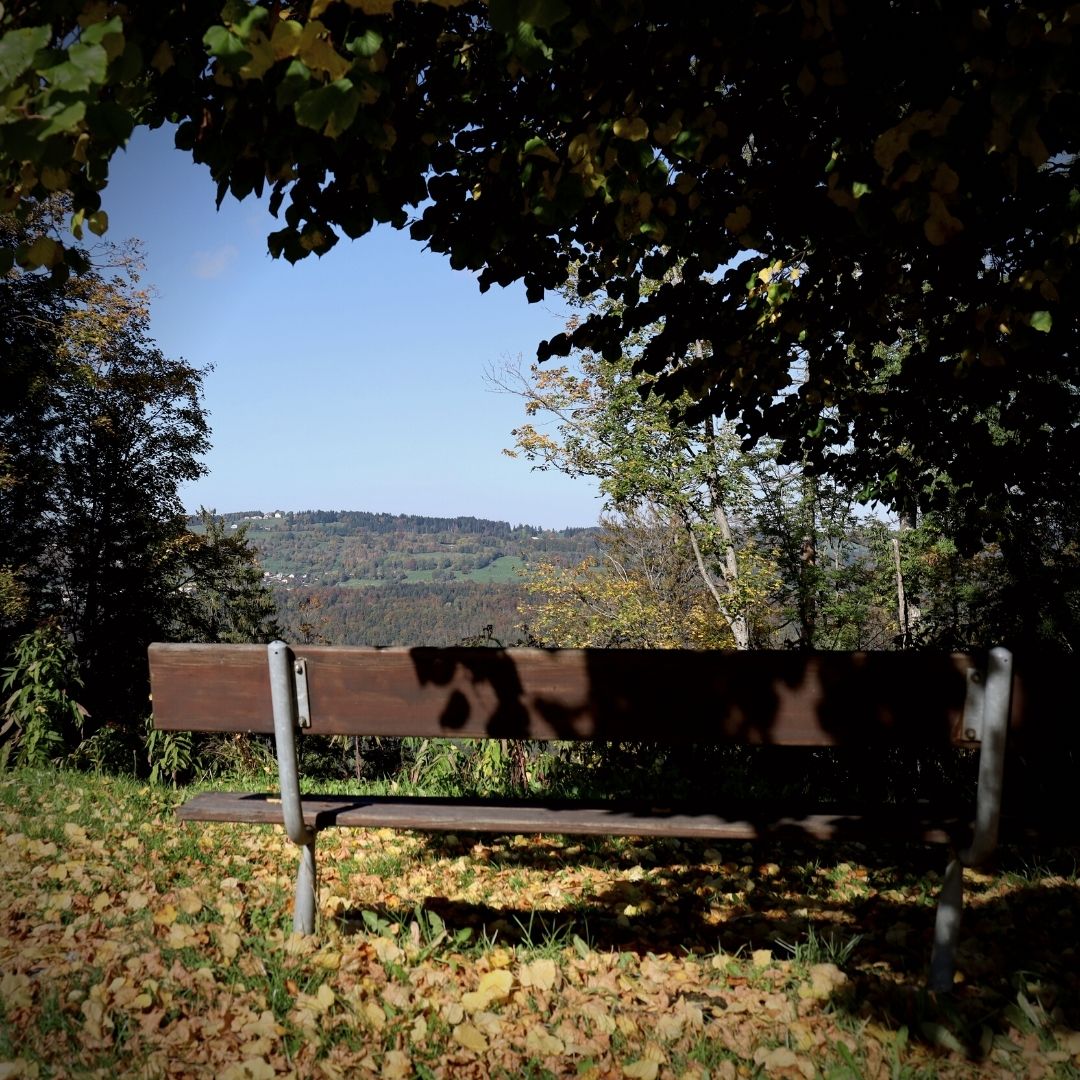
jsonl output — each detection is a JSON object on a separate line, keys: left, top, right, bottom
{"left": 101, "top": 126, "right": 602, "bottom": 529}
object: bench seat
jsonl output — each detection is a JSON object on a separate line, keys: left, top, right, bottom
{"left": 178, "top": 791, "right": 971, "bottom": 845}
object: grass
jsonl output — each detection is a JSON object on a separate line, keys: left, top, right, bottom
{"left": 2, "top": 767, "right": 1080, "bottom": 1078}
{"left": 775, "top": 923, "right": 864, "bottom": 968}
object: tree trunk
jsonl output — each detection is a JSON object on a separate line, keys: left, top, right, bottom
{"left": 696, "top": 412, "right": 752, "bottom": 649}
{"left": 892, "top": 536, "right": 910, "bottom": 647}
{"left": 798, "top": 473, "right": 817, "bottom": 649}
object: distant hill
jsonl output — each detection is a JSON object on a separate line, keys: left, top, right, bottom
{"left": 191, "top": 510, "right": 601, "bottom": 646}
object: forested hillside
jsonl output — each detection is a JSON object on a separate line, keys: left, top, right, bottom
{"left": 191, "top": 511, "right": 600, "bottom": 646}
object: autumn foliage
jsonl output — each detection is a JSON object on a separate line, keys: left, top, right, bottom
{"left": 2, "top": 769, "right": 1080, "bottom": 1077}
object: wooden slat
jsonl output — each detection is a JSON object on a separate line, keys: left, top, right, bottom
{"left": 176, "top": 791, "right": 967, "bottom": 845}
{"left": 150, "top": 643, "right": 983, "bottom": 746}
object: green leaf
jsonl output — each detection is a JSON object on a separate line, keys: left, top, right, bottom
{"left": 86, "top": 102, "right": 134, "bottom": 145}
{"left": 48, "top": 41, "right": 108, "bottom": 93}
{"left": 347, "top": 29, "right": 383, "bottom": 58}
{"left": 0, "top": 25, "right": 51, "bottom": 88}
{"left": 79, "top": 16, "right": 123, "bottom": 48}
{"left": 490, "top": 0, "right": 570, "bottom": 32}
{"left": 110, "top": 40, "right": 144, "bottom": 85}
{"left": 275, "top": 59, "right": 311, "bottom": 109}
{"left": 203, "top": 26, "right": 250, "bottom": 68}
{"left": 38, "top": 100, "right": 86, "bottom": 139}
{"left": 230, "top": 4, "right": 269, "bottom": 39}
{"left": 1029, "top": 310, "right": 1052, "bottom": 333}
{"left": 520, "top": 0, "right": 571, "bottom": 29}
{"left": 294, "top": 79, "right": 359, "bottom": 137}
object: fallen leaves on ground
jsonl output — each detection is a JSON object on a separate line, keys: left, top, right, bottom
{"left": 1, "top": 769, "right": 1079, "bottom": 1078}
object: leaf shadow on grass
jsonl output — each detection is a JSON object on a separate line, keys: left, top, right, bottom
{"left": 332, "top": 837, "right": 1080, "bottom": 1060}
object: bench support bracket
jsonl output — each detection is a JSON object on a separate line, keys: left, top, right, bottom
{"left": 269, "top": 640, "right": 318, "bottom": 934}
{"left": 928, "top": 646, "right": 1012, "bottom": 991}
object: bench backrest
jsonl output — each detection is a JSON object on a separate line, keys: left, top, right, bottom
{"left": 147, "top": 643, "right": 1043, "bottom": 748}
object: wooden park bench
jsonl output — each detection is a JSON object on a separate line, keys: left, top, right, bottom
{"left": 149, "top": 640, "right": 1035, "bottom": 991}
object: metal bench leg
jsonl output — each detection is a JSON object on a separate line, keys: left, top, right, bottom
{"left": 928, "top": 646, "right": 1013, "bottom": 991}
{"left": 929, "top": 853, "right": 964, "bottom": 991}
{"left": 269, "top": 640, "right": 318, "bottom": 935}
{"left": 295, "top": 840, "right": 318, "bottom": 935}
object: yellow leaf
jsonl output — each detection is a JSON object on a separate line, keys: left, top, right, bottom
{"left": 346, "top": 0, "right": 396, "bottom": 14}
{"left": 126, "top": 891, "right": 149, "bottom": 911}
{"left": 382, "top": 1050, "right": 412, "bottom": 1079}
{"left": 653, "top": 117, "right": 682, "bottom": 144}
{"left": 63, "top": 822, "right": 88, "bottom": 843}
{"left": 297, "top": 21, "right": 351, "bottom": 79}
{"left": 270, "top": 18, "right": 302, "bottom": 60}
{"left": 655, "top": 1012, "right": 685, "bottom": 1041}
{"left": 613, "top": 116, "right": 649, "bottom": 142}
{"left": 0, "top": 973, "right": 32, "bottom": 1009}
{"left": 41, "top": 165, "right": 68, "bottom": 190}
{"left": 166, "top": 922, "right": 199, "bottom": 949}
{"left": 316, "top": 983, "right": 335, "bottom": 1010}
{"left": 482, "top": 968, "right": 513, "bottom": 995}
{"left": 924, "top": 191, "right": 964, "bottom": 245}
{"left": 363, "top": 1001, "right": 386, "bottom": 1030}
{"left": 239, "top": 33, "right": 276, "bottom": 80}
{"left": 453, "top": 1022, "right": 489, "bottom": 1052}
{"left": 675, "top": 173, "right": 697, "bottom": 195}
{"left": 218, "top": 899, "right": 242, "bottom": 922}
{"left": 568, "top": 132, "right": 594, "bottom": 164}
{"left": 151, "top": 41, "right": 175, "bottom": 73}
{"left": 0, "top": 1059, "right": 36, "bottom": 1079}
{"left": 724, "top": 205, "right": 751, "bottom": 235}
{"left": 462, "top": 967, "right": 514, "bottom": 1011}
{"left": 92, "top": 893, "right": 110, "bottom": 912}
{"left": 798, "top": 962, "right": 848, "bottom": 1001}
{"left": 488, "top": 948, "right": 513, "bottom": 969}
{"left": 525, "top": 1027, "right": 565, "bottom": 1055}
{"left": 754, "top": 1046, "right": 801, "bottom": 1073}
{"left": 219, "top": 1059, "right": 277, "bottom": 1080}
{"left": 218, "top": 930, "right": 242, "bottom": 960}
{"left": 1019, "top": 121, "right": 1049, "bottom": 167}
{"left": 177, "top": 889, "right": 202, "bottom": 915}
{"left": 26, "top": 236, "right": 61, "bottom": 268}
{"left": 932, "top": 163, "right": 959, "bottom": 194}
{"left": 371, "top": 936, "right": 404, "bottom": 964}
{"left": 152, "top": 904, "right": 177, "bottom": 926}
{"left": 623, "top": 1061, "right": 659, "bottom": 1080}
{"left": 315, "top": 950, "right": 341, "bottom": 970}
{"left": 519, "top": 957, "right": 558, "bottom": 991}
{"left": 751, "top": 948, "right": 774, "bottom": 968}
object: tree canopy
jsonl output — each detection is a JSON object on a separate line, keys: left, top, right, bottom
{"left": 1, "top": 203, "right": 280, "bottom": 751}
{"left": 2, "top": 1, "right": 1078, "bottom": 529}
